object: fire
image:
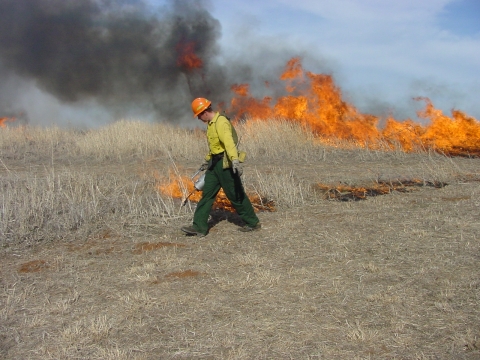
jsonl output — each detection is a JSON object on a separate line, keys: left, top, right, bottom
{"left": 157, "top": 171, "right": 275, "bottom": 212}
{"left": 158, "top": 172, "right": 202, "bottom": 203}
{"left": 414, "top": 98, "right": 480, "bottom": 156}
{"left": 0, "top": 116, "right": 15, "bottom": 128}
{"left": 176, "top": 41, "right": 203, "bottom": 71}
{"left": 227, "top": 57, "right": 480, "bottom": 157}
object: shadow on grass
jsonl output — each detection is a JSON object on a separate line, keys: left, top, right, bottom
{"left": 208, "top": 209, "right": 245, "bottom": 228}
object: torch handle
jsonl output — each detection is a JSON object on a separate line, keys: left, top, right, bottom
{"left": 191, "top": 169, "right": 202, "bottom": 179}
{"left": 181, "top": 190, "right": 195, "bottom": 207}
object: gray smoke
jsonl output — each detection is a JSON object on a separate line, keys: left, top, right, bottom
{"left": 0, "top": 0, "right": 233, "bottom": 124}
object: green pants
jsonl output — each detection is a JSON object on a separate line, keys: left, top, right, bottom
{"left": 193, "top": 160, "right": 259, "bottom": 234}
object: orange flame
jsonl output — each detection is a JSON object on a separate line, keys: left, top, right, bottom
{"left": 227, "top": 57, "right": 480, "bottom": 157}
{"left": 156, "top": 171, "right": 275, "bottom": 212}
{"left": 176, "top": 41, "right": 203, "bottom": 71}
{"left": 0, "top": 117, "right": 15, "bottom": 128}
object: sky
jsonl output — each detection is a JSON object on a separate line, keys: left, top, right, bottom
{"left": 0, "top": 0, "right": 479, "bottom": 127}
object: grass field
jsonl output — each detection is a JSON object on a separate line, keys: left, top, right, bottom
{"left": 1, "top": 120, "right": 479, "bottom": 359}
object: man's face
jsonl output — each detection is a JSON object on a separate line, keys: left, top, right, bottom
{"left": 197, "top": 109, "right": 212, "bottom": 123}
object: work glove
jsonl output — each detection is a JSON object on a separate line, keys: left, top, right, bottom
{"left": 199, "top": 161, "right": 209, "bottom": 171}
{"left": 232, "top": 159, "right": 243, "bottom": 176}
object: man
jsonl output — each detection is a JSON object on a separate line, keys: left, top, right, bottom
{"left": 181, "top": 98, "right": 261, "bottom": 237}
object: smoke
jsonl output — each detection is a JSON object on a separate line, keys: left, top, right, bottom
{"left": 0, "top": 0, "right": 234, "bottom": 125}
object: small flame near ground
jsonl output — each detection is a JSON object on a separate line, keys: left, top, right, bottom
{"left": 0, "top": 117, "right": 16, "bottom": 128}
{"left": 226, "top": 57, "right": 480, "bottom": 157}
{"left": 156, "top": 170, "right": 275, "bottom": 212}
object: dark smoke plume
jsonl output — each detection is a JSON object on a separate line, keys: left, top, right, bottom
{"left": 0, "top": 0, "right": 231, "bottom": 123}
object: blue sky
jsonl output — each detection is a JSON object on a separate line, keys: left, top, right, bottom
{"left": 197, "top": 0, "right": 480, "bottom": 121}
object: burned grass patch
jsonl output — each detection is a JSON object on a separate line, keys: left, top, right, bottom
{"left": 18, "top": 260, "right": 48, "bottom": 273}
{"left": 316, "top": 178, "right": 448, "bottom": 201}
{"left": 441, "top": 196, "right": 471, "bottom": 201}
{"left": 132, "top": 241, "right": 186, "bottom": 254}
{"left": 66, "top": 230, "right": 122, "bottom": 256}
{"left": 165, "top": 269, "right": 203, "bottom": 279}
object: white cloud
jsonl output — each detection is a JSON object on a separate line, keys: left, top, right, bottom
{"left": 273, "top": 0, "right": 452, "bottom": 21}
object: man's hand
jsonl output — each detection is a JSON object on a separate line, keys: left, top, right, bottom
{"left": 232, "top": 159, "right": 243, "bottom": 176}
{"left": 199, "top": 161, "right": 209, "bottom": 171}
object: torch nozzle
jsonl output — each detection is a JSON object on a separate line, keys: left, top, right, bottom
{"left": 182, "top": 169, "right": 206, "bottom": 207}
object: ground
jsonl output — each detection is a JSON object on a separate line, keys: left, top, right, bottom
{"left": 1, "top": 151, "right": 479, "bottom": 359}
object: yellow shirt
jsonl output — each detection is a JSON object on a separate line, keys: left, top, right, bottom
{"left": 205, "top": 113, "right": 239, "bottom": 162}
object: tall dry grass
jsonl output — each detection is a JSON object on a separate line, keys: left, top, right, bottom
{"left": 0, "top": 120, "right": 206, "bottom": 162}
{"left": 0, "top": 118, "right": 475, "bottom": 247}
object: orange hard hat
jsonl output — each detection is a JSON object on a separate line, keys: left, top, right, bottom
{"left": 191, "top": 98, "right": 211, "bottom": 117}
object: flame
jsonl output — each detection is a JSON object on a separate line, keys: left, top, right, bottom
{"left": 158, "top": 172, "right": 202, "bottom": 203}
{"left": 176, "top": 41, "right": 203, "bottom": 71}
{"left": 227, "top": 57, "right": 480, "bottom": 157}
{"left": 415, "top": 98, "right": 480, "bottom": 156}
{"left": 0, "top": 116, "right": 15, "bottom": 128}
{"left": 156, "top": 170, "right": 275, "bottom": 212}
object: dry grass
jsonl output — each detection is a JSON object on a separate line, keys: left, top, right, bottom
{"left": 0, "top": 119, "right": 479, "bottom": 359}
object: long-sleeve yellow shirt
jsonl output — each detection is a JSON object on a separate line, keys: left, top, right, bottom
{"left": 205, "top": 112, "right": 239, "bottom": 163}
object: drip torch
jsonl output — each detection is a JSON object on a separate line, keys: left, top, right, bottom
{"left": 181, "top": 168, "right": 205, "bottom": 206}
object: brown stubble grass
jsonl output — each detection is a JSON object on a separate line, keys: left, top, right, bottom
{"left": 0, "top": 119, "right": 479, "bottom": 359}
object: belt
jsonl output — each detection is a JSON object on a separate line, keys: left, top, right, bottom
{"left": 212, "top": 152, "right": 224, "bottom": 159}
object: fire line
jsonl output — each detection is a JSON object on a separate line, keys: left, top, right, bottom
{"left": 225, "top": 58, "right": 480, "bottom": 157}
